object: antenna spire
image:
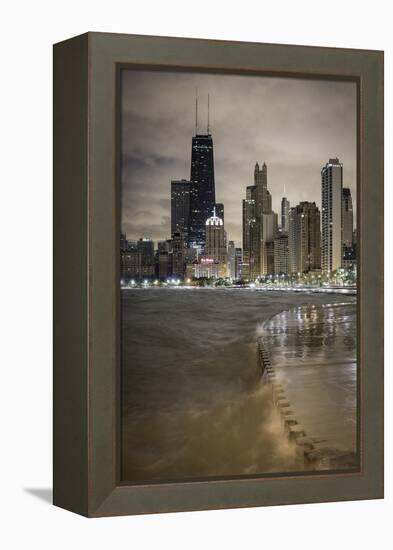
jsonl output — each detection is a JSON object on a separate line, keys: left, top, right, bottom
{"left": 195, "top": 88, "right": 198, "bottom": 135}
{"left": 207, "top": 93, "right": 210, "bottom": 134}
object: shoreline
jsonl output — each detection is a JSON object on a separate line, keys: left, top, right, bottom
{"left": 121, "top": 285, "right": 356, "bottom": 296}
{"left": 258, "top": 302, "right": 357, "bottom": 471}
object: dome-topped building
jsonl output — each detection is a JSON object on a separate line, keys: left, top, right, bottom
{"left": 205, "top": 206, "right": 223, "bottom": 227}
{"left": 205, "top": 207, "right": 227, "bottom": 277}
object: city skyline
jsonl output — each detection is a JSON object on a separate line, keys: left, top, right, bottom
{"left": 121, "top": 69, "right": 357, "bottom": 247}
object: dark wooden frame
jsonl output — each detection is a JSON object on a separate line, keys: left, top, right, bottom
{"left": 53, "top": 32, "right": 384, "bottom": 517}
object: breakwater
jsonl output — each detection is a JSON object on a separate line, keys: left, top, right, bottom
{"left": 258, "top": 302, "right": 358, "bottom": 470}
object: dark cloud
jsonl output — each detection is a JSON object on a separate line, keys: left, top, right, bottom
{"left": 121, "top": 69, "right": 357, "bottom": 247}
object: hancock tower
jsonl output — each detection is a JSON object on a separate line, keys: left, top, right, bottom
{"left": 188, "top": 95, "right": 216, "bottom": 249}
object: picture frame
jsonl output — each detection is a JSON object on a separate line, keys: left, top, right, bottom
{"left": 53, "top": 32, "right": 383, "bottom": 517}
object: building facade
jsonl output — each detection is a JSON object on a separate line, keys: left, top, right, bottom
{"left": 188, "top": 133, "right": 216, "bottom": 249}
{"left": 242, "top": 162, "right": 278, "bottom": 280}
{"left": 343, "top": 243, "right": 357, "bottom": 271}
{"left": 158, "top": 251, "right": 172, "bottom": 279}
{"left": 274, "top": 234, "right": 289, "bottom": 274}
{"left": 171, "top": 232, "right": 186, "bottom": 278}
{"left": 288, "top": 202, "right": 321, "bottom": 274}
{"left": 121, "top": 237, "right": 155, "bottom": 280}
{"left": 193, "top": 257, "right": 220, "bottom": 279}
{"left": 171, "top": 179, "right": 191, "bottom": 238}
{"left": 321, "top": 158, "right": 343, "bottom": 272}
{"left": 137, "top": 238, "right": 155, "bottom": 278}
{"left": 235, "top": 248, "right": 243, "bottom": 280}
{"left": 281, "top": 197, "right": 290, "bottom": 233}
{"left": 121, "top": 241, "right": 139, "bottom": 280}
{"left": 241, "top": 186, "right": 256, "bottom": 279}
{"left": 205, "top": 208, "right": 227, "bottom": 272}
{"left": 342, "top": 187, "right": 353, "bottom": 247}
{"left": 227, "top": 240, "right": 236, "bottom": 279}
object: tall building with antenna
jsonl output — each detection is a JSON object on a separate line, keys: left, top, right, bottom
{"left": 281, "top": 195, "right": 290, "bottom": 233}
{"left": 188, "top": 93, "right": 216, "bottom": 249}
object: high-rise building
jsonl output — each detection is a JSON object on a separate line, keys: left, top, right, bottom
{"left": 121, "top": 238, "right": 154, "bottom": 280}
{"left": 205, "top": 208, "right": 226, "bottom": 263}
{"left": 274, "top": 234, "right": 289, "bottom": 274}
{"left": 288, "top": 202, "right": 321, "bottom": 274}
{"left": 227, "top": 240, "right": 236, "bottom": 279}
{"left": 254, "top": 162, "right": 272, "bottom": 214}
{"left": 205, "top": 208, "right": 227, "bottom": 277}
{"left": 235, "top": 248, "right": 243, "bottom": 280}
{"left": 242, "top": 185, "right": 256, "bottom": 279}
{"left": 137, "top": 238, "right": 155, "bottom": 278}
{"left": 171, "top": 179, "right": 191, "bottom": 238}
{"left": 342, "top": 187, "right": 353, "bottom": 247}
{"left": 158, "top": 251, "right": 172, "bottom": 279}
{"left": 254, "top": 212, "right": 278, "bottom": 276}
{"left": 121, "top": 240, "right": 139, "bottom": 280}
{"left": 243, "top": 162, "right": 278, "bottom": 279}
{"left": 281, "top": 197, "right": 290, "bottom": 233}
{"left": 171, "top": 232, "right": 186, "bottom": 278}
{"left": 265, "top": 241, "right": 275, "bottom": 276}
{"left": 343, "top": 243, "right": 357, "bottom": 271}
{"left": 321, "top": 158, "right": 343, "bottom": 272}
{"left": 188, "top": 132, "right": 216, "bottom": 248}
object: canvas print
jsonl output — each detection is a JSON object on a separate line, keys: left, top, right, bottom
{"left": 119, "top": 69, "right": 358, "bottom": 483}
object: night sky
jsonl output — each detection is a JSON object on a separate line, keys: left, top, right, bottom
{"left": 121, "top": 69, "right": 357, "bottom": 248}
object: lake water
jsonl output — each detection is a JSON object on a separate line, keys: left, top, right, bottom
{"left": 121, "top": 288, "right": 357, "bottom": 482}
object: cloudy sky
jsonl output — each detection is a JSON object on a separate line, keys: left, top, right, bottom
{"left": 121, "top": 69, "right": 357, "bottom": 248}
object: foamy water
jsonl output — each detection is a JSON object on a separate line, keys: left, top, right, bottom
{"left": 121, "top": 288, "right": 356, "bottom": 482}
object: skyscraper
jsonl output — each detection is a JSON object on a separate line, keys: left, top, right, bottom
{"left": 158, "top": 251, "right": 172, "bottom": 279}
{"left": 242, "top": 186, "right": 256, "bottom": 279}
{"left": 171, "top": 179, "right": 191, "bottom": 238}
{"left": 171, "top": 232, "right": 186, "bottom": 278}
{"left": 188, "top": 100, "right": 216, "bottom": 248}
{"left": 342, "top": 187, "right": 353, "bottom": 247}
{"left": 205, "top": 207, "right": 227, "bottom": 277}
{"left": 121, "top": 240, "right": 139, "bottom": 280}
{"left": 321, "top": 158, "right": 343, "bottom": 272}
{"left": 227, "top": 240, "right": 236, "bottom": 279}
{"left": 235, "top": 248, "right": 243, "bottom": 280}
{"left": 243, "top": 162, "right": 278, "bottom": 279}
{"left": 274, "top": 234, "right": 289, "bottom": 274}
{"left": 288, "top": 202, "right": 321, "bottom": 274}
{"left": 281, "top": 197, "right": 290, "bottom": 233}
{"left": 137, "top": 238, "right": 155, "bottom": 278}
{"left": 254, "top": 162, "right": 272, "bottom": 214}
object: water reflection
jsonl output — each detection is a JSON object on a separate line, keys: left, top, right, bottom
{"left": 264, "top": 303, "right": 356, "bottom": 366}
{"left": 263, "top": 302, "right": 357, "bottom": 454}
